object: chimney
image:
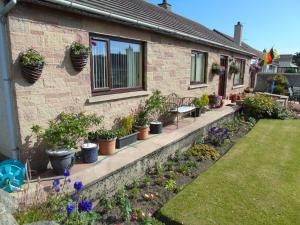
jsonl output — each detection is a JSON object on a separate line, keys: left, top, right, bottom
{"left": 234, "top": 22, "right": 243, "bottom": 46}
{"left": 158, "top": 0, "right": 172, "bottom": 11}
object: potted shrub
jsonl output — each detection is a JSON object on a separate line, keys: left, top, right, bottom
{"left": 70, "top": 41, "right": 91, "bottom": 71}
{"left": 191, "top": 97, "right": 203, "bottom": 117}
{"left": 209, "top": 93, "right": 224, "bottom": 108}
{"left": 20, "top": 48, "right": 45, "bottom": 83}
{"left": 116, "top": 114, "right": 139, "bottom": 149}
{"left": 145, "top": 90, "right": 167, "bottom": 134}
{"left": 211, "top": 63, "right": 221, "bottom": 75}
{"left": 90, "top": 130, "right": 117, "bottom": 155}
{"left": 199, "top": 93, "right": 209, "bottom": 113}
{"left": 229, "top": 62, "right": 240, "bottom": 75}
{"left": 229, "top": 93, "right": 238, "bottom": 103}
{"left": 135, "top": 109, "right": 150, "bottom": 140}
{"left": 31, "top": 112, "right": 102, "bottom": 174}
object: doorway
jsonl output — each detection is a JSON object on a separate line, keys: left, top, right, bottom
{"left": 218, "top": 55, "right": 228, "bottom": 97}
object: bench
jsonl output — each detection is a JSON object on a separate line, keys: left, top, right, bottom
{"left": 166, "top": 93, "right": 196, "bottom": 128}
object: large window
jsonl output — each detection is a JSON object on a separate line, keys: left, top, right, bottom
{"left": 233, "top": 58, "right": 245, "bottom": 86}
{"left": 91, "top": 35, "right": 143, "bottom": 95}
{"left": 190, "top": 51, "right": 207, "bottom": 84}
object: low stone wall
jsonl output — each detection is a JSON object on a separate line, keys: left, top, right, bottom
{"left": 82, "top": 109, "right": 240, "bottom": 200}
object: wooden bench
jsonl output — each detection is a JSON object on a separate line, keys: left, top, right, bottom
{"left": 166, "top": 93, "right": 196, "bottom": 128}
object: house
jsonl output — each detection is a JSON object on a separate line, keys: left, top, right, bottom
{"left": 0, "top": 0, "right": 260, "bottom": 169}
{"left": 275, "top": 54, "right": 299, "bottom": 73}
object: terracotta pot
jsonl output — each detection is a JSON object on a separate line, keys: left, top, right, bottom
{"left": 98, "top": 138, "right": 116, "bottom": 155}
{"left": 21, "top": 64, "right": 44, "bottom": 84}
{"left": 137, "top": 127, "right": 149, "bottom": 140}
{"left": 70, "top": 51, "right": 88, "bottom": 72}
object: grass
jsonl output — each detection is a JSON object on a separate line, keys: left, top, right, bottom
{"left": 160, "top": 120, "right": 300, "bottom": 225}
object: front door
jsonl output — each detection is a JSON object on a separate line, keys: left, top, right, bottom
{"left": 218, "top": 55, "right": 228, "bottom": 97}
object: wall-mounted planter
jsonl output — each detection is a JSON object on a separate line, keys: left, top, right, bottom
{"left": 21, "top": 64, "right": 44, "bottom": 84}
{"left": 20, "top": 48, "right": 45, "bottom": 84}
{"left": 70, "top": 51, "right": 89, "bottom": 72}
{"left": 116, "top": 132, "right": 139, "bottom": 149}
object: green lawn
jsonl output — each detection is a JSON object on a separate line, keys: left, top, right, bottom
{"left": 160, "top": 120, "right": 300, "bottom": 225}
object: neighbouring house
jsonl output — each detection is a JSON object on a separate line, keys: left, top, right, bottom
{"left": 275, "top": 54, "right": 299, "bottom": 73}
{"left": 0, "top": 0, "right": 261, "bottom": 169}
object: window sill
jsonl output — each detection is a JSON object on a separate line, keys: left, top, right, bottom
{"left": 232, "top": 85, "right": 245, "bottom": 90}
{"left": 189, "top": 84, "right": 209, "bottom": 90}
{"left": 88, "top": 91, "right": 150, "bottom": 104}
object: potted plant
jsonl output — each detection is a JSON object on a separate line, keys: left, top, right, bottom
{"left": 191, "top": 97, "right": 203, "bottom": 117}
{"left": 229, "top": 93, "right": 238, "bottom": 103}
{"left": 211, "top": 63, "right": 221, "bottom": 75}
{"left": 145, "top": 90, "right": 167, "bottom": 134}
{"left": 116, "top": 114, "right": 139, "bottom": 149}
{"left": 31, "top": 112, "right": 102, "bottom": 174}
{"left": 199, "top": 93, "right": 210, "bottom": 113}
{"left": 135, "top": 109, "right": 150, "bottom": 140}
{"left": 20, "top": 48, "right": 45, "bottom": 83}
{"left": 209, "top": 93, "right": 224, "bottom": 108}
{"left": 229, "top": 62, "right": 240, "bottom": 75}
{"left": 70, "top": 41, "right": 91, "bottom": 71}
{"left": 90, "top": 130, "right": 117, "bottom": 155}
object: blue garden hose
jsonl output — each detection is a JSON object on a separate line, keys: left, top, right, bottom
{"left": 0, "top": 160, "right": 25, "bottom": 193}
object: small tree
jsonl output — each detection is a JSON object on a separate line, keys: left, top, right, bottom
{"left": 292, "top": 52, "right": 300, "bottom": 67}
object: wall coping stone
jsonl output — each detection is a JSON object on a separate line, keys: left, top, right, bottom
{"left": 87, "top": 91, "right": 150, "bottom": 104}
{"left": 188, "top": 83, "right": 209, "bottom": 90}
{"left": 232, "top": 84, "right": 245, "bottom": 90}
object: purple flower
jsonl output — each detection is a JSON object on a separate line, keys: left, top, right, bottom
{"left": 55, "top": 188, "right": 60, "bottom": 193}
{"left": 74, "top": 181, "right": 83, "bottom": 191}
{"left": 66, "top": 204, "right": 75, "bottom": 214}
{"left": 78, "top": 200, "right": 93, "bottom": 212}
{"left": 71, "top": 194, "right": 78, "bottom": 201}
{"left": 53, "top": 179, "right": 60, "bottom": 187}
{"left": 63, "top": 169, "right": 70, "bottom": 177}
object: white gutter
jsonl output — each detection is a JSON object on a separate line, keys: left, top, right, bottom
{"left": 0, "top": 0, "right": 19, "bottom": 159}
{"left": 44, "top": 0, "right": 255, "bottom": 57}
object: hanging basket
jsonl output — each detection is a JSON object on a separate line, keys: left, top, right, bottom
{"left": 21, "top": 64, "right": 44, "bottom": 84}
{"left": 70, "top": 51, "right": 89, "bottom": 72}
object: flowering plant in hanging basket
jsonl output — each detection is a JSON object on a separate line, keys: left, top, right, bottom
{"left": 211, "top": 63, "right": 221, "bottom": 75}
{"left": 229, "top": 62, "right": 240, "bottom": 75}
{"left": 70, "top": 41, "right": 91, "bottom": 72}
{"left": 20, "top": 48, "right": 45, "bottom": 84}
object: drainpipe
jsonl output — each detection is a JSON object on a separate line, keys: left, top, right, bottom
{"left": 0, "top": 0, "right": 19, "bottom": 159}
{"left": 44, "top": 0, "right": 255, "bottom": 57}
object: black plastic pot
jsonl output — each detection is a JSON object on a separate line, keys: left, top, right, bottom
{"left": 116, "top": 132, "right": 139, "bottom": 149}
{"left": 46, "top": 150, "right": 75, "bottom": 175}
{"left": 191, "top": 108, "right": 201, "bottom": 117}
{"left": 150, "top": 121, "right": 163, "bottom": 134}
{"left": 81, "top": 143, "right": 99, "bottom": 163}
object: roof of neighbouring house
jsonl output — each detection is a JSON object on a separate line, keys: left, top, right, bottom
{"left": 213, "top": 29, "right": 263, "bottom": 58}
{"left": 21, "top": 0, "right": 259, "bottom": 56}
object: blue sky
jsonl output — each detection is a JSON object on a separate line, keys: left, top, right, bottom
{"left": 149, "top": 0, "right": 300, "bottom": 54}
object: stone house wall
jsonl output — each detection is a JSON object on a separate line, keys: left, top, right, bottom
{"left": 7, "top": 3, "right": 251, "bottom": 169}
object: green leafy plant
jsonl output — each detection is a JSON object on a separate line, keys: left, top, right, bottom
{"left": 164, "top": 179, "right": 177, "bottom": 192}
{"left": 102, "top": 197, "right": 116, "bottom": 211}
{"left": 89, "top": 129, "right": 117, "bottom": 141}
{"left": 156, "top": 163, "right": 166, "bottom": 175}
{"left": 130, "top": 187, "right": 141, "bottom": 199}
{"left": 243, "top": 94, "right": 274, "bottom": 119}
{"left": 20, "top": 48, "right": 45, "bottom": 66}
{"left": 273, "top": 74, "right": 288, "bottom": 95}
{"left": 192, "top": 97, "right": 203, "bottom": 108}
{"left": 32, "top": 112, "right": 102, "bottom": 150}
{"left": 116, "top": 114, "right": 135, "bottom": 137}
{"left": 165, "top": 171, "right": 177, "bottom": 180}
{"left": 189, "top": 144, "right": 220, "bottom": 161}
{"left": 143, "top": 175, "right": 153, "bottom": 187}
{"left": 135, "top": 107, "right": 149, "bottom": 127}
{"left": 211, "top": 62, "right": 221, "bottom": 75}
{"left": 145, "top": 90, "right": 167, "bottom": 121}
{"left": 70, "top": 41, "right": 91, "bottom": 56}
{"left": 117, "top": 187, "right": 132, "bottom": 221}
{"left": 272, "top": 102, "right": 290, "bottom": 120}
{"left": 200, "top": 93, "right": 209, "bottom": 107}
{"left": 229, "top": 62, "right": 240, "bottom": 74}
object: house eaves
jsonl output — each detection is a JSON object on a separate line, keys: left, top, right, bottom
{"left": 20, "top": 0, "right": 256, "bottom": 57}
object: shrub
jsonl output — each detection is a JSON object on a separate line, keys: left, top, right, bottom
{"left": 32, "top": 112, "right": 102, "bottom": 150}
{"left": 192, "top": 97, "right": 202, "bottom": 108}
{"left": 164, "top": 179, "right": 177, "bottom": 192}
{"left": 242, "top": 94, "right": 274, "bottom": 119}
{"left": 20, "top": 48, "right": 45, "bottom": 66}
{"left": 145, "top": 90, "right": 167, "bottom": 121}
{"left": 70, "top": 41, "right": 91, "bottom": 56}
{"left": 243, "top": 94, "right": 290, "bottom": 120}
{"left": 89, "top": 130, "right": 117, "bottom": 140}
{"left": 190, "top": 144, "right": 220, "bottom": 161}
{"left": 200, "top": 93, "right": 210, "bottom": 107}
{"left": 207, "top": 127, "right": 230, "bottom": 146}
